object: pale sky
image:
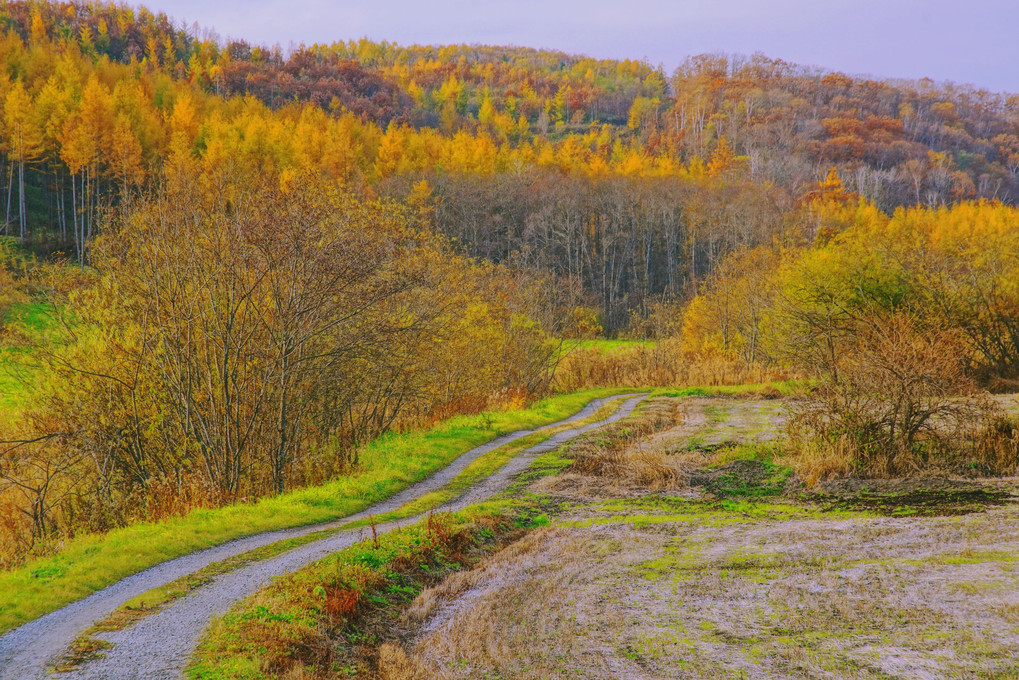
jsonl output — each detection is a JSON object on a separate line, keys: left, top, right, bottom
{"left": 157, "top": 0, "right": 1019, "bottom": 93}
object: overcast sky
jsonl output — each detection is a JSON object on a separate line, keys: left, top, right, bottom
{"left": 158, "top": 0, "right": 1019, "bottom": 93}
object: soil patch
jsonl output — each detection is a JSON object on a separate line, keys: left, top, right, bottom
{"left": 811, "top": 476, "right": 1016, "bottom": 516}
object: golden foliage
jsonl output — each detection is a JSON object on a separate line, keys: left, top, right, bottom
{"left": 0, "top": 167, "right": 561, "bottom": 564}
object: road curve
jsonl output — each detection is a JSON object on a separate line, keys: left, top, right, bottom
{"left": 0, "top": 393, "right": 646, "bottom": 680}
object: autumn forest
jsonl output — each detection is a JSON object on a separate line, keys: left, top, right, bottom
{"left": 2, "top": 3, "right": 1019, "bottom": 678}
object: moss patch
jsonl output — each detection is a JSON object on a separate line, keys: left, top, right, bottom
{"left": 690, "top": 459, "right": 794, "bottom": 498}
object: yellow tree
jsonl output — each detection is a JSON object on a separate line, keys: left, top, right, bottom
{"left": 110, "top": 114, "right": 144, "bottom": 200}
{"left": 478, "top": 88, "right": 496, "bottom": 127}
{"left": 164, "top": 92, "right": 200, "bottom": 183}
{"left": 29, "top": 8, "right": 48, "bottom": 45}
{"left": 3, "top": 80, "right": 43, "bottom": 241}
{"left": 798, "top": 167, "right": 862, "bottom": 241}
{"left": 112, "top": 80, "right": 165, "bottom": 159}
{"left": 33, "top": 77, "right": 76, "bottom": 238}
{"left": 706, "top": 136, "right": 737, "bottom": 176}
{"left": 60, "top": 77, "right": 113, "bottom": 260}
{"left": 375, "top": 123, "right": 408, "bottom": 179}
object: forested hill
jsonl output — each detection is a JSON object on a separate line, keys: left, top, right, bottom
{"left": 3, "top": 1, "right": 1019, "bottom": 326}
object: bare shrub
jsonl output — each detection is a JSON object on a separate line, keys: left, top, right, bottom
{"left": 790, "top": 314, "right": 1003, "bottom": 478}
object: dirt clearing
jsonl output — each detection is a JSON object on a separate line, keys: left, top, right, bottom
{"left": 393, "top": 502, "right": 1019, "bottom": 679}
{"left": 383, "top": 396, "right": 1019, "bottom": 680}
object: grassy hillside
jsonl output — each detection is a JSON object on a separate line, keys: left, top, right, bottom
{"left": 0, "top": 299, "right": 60, "bottom": 412}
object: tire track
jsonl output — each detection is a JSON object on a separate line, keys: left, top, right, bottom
{"left": 0, "top": 393, "right": 646, "bottom": 679}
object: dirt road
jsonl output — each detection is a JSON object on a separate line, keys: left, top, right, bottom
{"left": 0, "top": 393, "right": 647, "bottom": 680}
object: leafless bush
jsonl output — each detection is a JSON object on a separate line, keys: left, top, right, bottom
{"left": 790, "top": 314, "right": 1007, "bottom": 478}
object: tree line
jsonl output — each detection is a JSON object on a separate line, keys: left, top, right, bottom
{"left": 3, "top": 1, "right": 1019, "bottom": 329}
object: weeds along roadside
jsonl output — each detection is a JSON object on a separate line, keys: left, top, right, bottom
{"left": 0, "top": 388, "right": 637, "bottom": 634}
{"left": 187, "top": 505, "right": 547, "bottom": 680}
{"left": 186, "top": 506, "right": 561, "bottom": 679}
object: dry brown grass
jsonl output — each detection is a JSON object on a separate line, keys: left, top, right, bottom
{"left": 371, "top": 528, "right": 602, "bottom": 680}
{"left": 969, "top": 412, "right": 1019, "bottom": 475}
{"left": 778, "top": 434, "right": 858, "bottom": 487}
{"left": 553, "top": 339, "right": 796, "bottom": 392}
{"left": 375, "top": 643, "right": 420, "bottom": 680}
{"left": 384, "top": 527, "right": 626, "bottom": 680}
{"left": 567, "top": 398, "right": 687, "bottom": 490}
{"left": 534, "top": 396, "right": 795, "bottom": 499}
{"left": 386, "top": 503, "right": 1019, "bottom": 680}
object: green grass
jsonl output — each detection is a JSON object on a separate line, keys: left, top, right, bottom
{"left": 653, "top": 380, "right": 809, "bottom": 398}
{"left": 0, "top": 387, "right": 632, "bottom": 634}
{"left": 2, "top": 299, "right": 60, "bottom": 338}
{"left": 0, "top": 361, "right": 27, "bottom": 411}
{"left": 0, "top": 298, "right": 62, "bottom": 411}
{"left": 708, "top": 442, "right": 784, "bottom": 465}
{"left": 561, "top": 338, "right": 657, "bottom": 354}
{"left": 563, "top": 498, "right": 869, "bottom": 528}
{"left": 708, "top": 461, "right": 794, "bottom": 499}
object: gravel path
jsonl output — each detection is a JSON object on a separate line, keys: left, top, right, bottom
{"left": 0, "top": 393, "right": 646, "bottom": 680}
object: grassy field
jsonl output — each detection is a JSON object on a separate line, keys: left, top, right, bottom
{"left": 0, "top": 387, "right": 632, "bottom": 634}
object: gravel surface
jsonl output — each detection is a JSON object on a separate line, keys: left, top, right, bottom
{"left": 0, "top": 393, "right": 646, "bottom": 680}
